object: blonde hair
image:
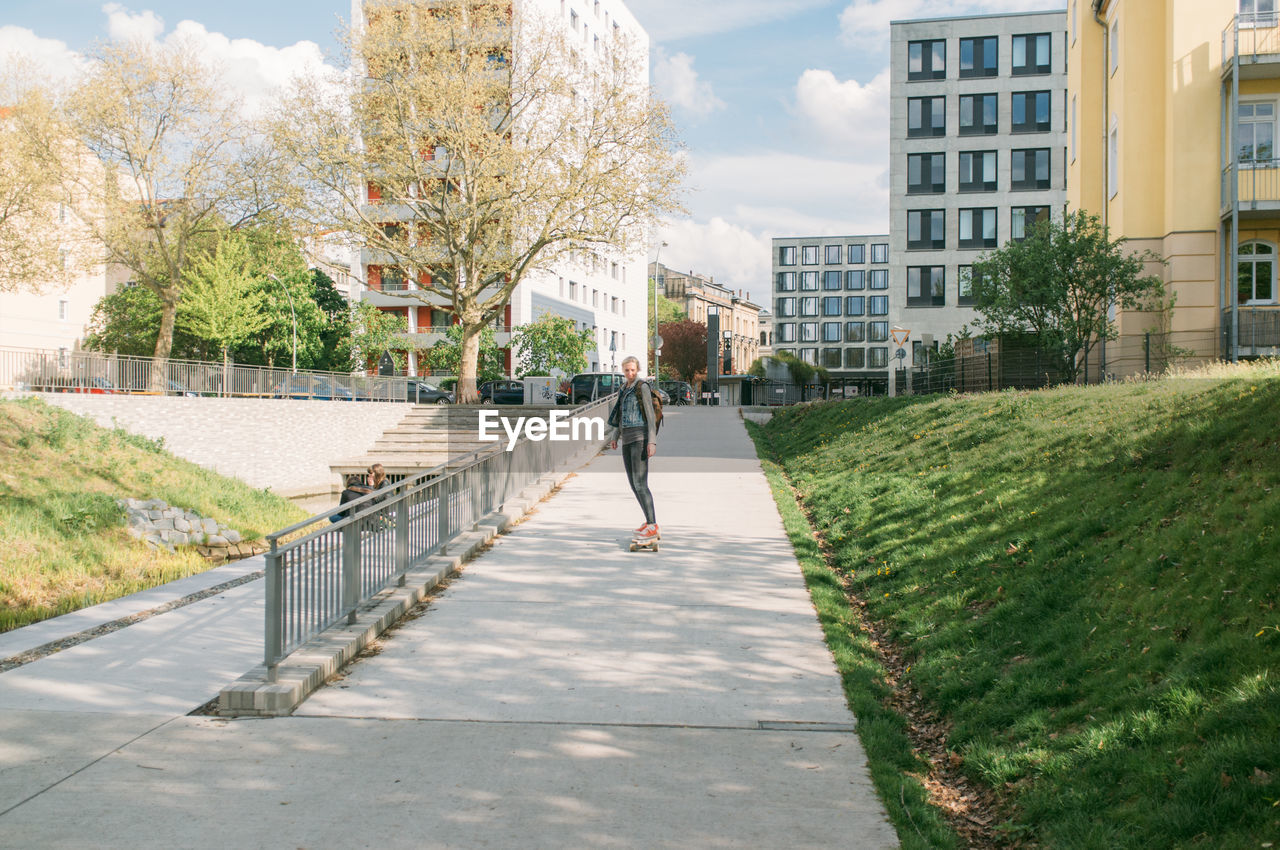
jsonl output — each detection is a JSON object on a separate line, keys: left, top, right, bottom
{"left": 621, "top": 355, "right": 640, "bottom": 370}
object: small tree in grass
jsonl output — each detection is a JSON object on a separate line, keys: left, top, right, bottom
{"left": 971, "top": 210, "right": 1165, "bottom": 383}
{"left": 510, "top": 314, "right": 595, "bottom": 378}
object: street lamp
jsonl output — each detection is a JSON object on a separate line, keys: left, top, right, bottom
{"left": 652, "top": 240, "right": 667, "bottom": 379}
{"left": 267, "top": 274, "right": 298, "bottom": 374}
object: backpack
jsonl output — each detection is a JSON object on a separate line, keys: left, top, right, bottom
{"left": 644, "top": 380, "right": 664, "bottom": 432}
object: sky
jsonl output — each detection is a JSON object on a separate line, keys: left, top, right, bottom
{"left": 1, "top": 0, "right": 1062, "bottom": 297}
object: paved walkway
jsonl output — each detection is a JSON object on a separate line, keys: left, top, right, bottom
{"left": 0, "top": 407, "right": 898, "bottom": 848}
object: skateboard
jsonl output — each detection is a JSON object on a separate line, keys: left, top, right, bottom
{"left": 629, "top": 536, "right": 659, "bottom": 552}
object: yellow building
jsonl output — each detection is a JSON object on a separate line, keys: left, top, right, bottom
{"left": 1069, "top": 0, "right": 1280, "bottom": 372}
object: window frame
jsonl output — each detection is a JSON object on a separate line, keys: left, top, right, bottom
{"left": 957, "top": 265, "right": 978, "bottom": 307}
{"left": 908, "top": 39, "right": 947, "bottom": 81}
{"left": 959, "top": 207, "right": 998, "bottom": 249}
{"left": 778, "top": 245, "right": 796, "bottom": 266}
{"left": 906, "top": 265, "right": 946, "bottom": 307}
{"left": 776, "top": 271, "right": 796, "bottom": 292}
{"left": 907, "top": 152, "right": 947, "bottom": 194}
{"left": 869, "top": 268, "right": 889, "bottom": 289}
{"left": 1011, "top": 90, "right": 1052, "bottom": 133}
{"left": 908, "top": 96, "right": 947, "bottom": 138}
{"left": 823, "top": 270, "right": 843, "bottom": 290}
{"left": 1238, "top": 240, "right": 1279, "bottom": 304}
{"left": 825, "top": 245, "right": 843, "bottom": 264}
{"left": 844, "top": 321, "right": 865, "bottom": 343}
{"left": 959, "top": 36, "right": 998, "bottom": 78}
{"left": 1012, "top": 32, "right": 1052, "bottom": 75}
{"left": 847, "top": 244, "right": 866, "bottom": 264}
{"left": 959, "top": 93, "right": 999, "bottom": 136}
{"left": 1011, "top": 147, "right": 1052, "bottom": 190}
{"left": 958, "top": 150, "right": 998, "bottom": 192}
{"left": 907, "top": 209, "right": 946, "bottom": 250}
{"left": 1011, "top": 206, "right": 1050, "bottom": 241}
{"left": 870, "top": 243, "right": 889, "bottom": 264}
{"left": 845, "top": 270, "right": 866, "bottom": 291}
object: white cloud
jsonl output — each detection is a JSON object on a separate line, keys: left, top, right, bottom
{"left": 840, "top": 0, "right": 1061, "bottom": 49}
{"left": 625, "top": 0, "right": 835, "bottom": 41}
{"left": 103, "top": 3, "right": 165, "bottom": 43}
{"left": 793, "top": 67, "right": 889, "bottom": 153}
{"left": 653, "top": 48, "right": 724, "bottom": 118}
{"left": 659, "top": 217, "right": 773, "bottom": 295}
{"left": 0, "top": 26, "right": 86, "bottom": 85}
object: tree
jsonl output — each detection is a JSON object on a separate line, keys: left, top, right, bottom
{"left": 510, "top": 314, "right": 595, "bottom": 377}
{"left": 647, "top": 277, "right": 686, "bottom": 374}
{"left": 657, "top": 319, "right": 707, "bottom": 385}
{"left": 0, "top": 71, "right": 73, "bottom": 293}
{"left": 176, "top": 231, "right": 272, "bottom": 372}
{"left": 310, "top": 269, "right": 356, "bottom": 372}
{"left": 971, "top": 210, "right": 1165, "bottom": 382}
{"left": 276, "top": 2, "right": 685, "bottom": 402}
{"left": 229, "top": 225, "right": 326, "bottom": 370}
{"left": 422, "top": 323, "right": 505, "bottom": 385}
{"left": 349, "top": 300, "right": 414, "bottom": 374}
{"left": 40, "top": 37, "right": 290, "bottom": 389}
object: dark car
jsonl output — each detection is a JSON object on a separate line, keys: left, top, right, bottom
{"left": 659, "top": 380, "right": 694, "bottom": 405}
{"left": 568, "top": 372, "right": 625, "bottom": 404}
{"left": 272, "top": 376, "right": 355, "bottom": 401}
{"left": 478, "top": 380, "right": 526, "bottom": 404}
{"left": 407, "top": 380, "right": 453, "bottom": 404}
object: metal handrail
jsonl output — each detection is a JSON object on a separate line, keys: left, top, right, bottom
{"left": 261, "top": 397, "right": 612, "bottom": 674}
{"left": 1224, "top": 12, "right": 1280, "bottom": 66}
{"left": 1222, "top": 157, "right": 1280, "bottom": 209}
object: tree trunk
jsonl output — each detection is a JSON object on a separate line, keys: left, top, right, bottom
{"left": 457, "top": 322, "right": 482, "bottom": 404}
{"left": 150, "top": 287, "right": 179, "bottom": 392}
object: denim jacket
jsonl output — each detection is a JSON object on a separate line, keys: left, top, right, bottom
{"left": 608, "top": 380, "right": 658, "bottom": 446}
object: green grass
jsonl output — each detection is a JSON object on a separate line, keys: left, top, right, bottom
{"left": 0, "top": 397, "right": 307, "bottom": 633}
{"left": 756, "top": 362, "right": 1280, "bottom": 847}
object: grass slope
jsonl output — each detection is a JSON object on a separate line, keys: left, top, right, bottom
{"left": 0, "top": 397, "right": 307, "bottom": 633}
{"left": 761, "top": 363, "right": 1280, "bottom": 848}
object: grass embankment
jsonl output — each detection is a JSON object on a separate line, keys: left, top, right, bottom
{"left": 756, "top": 362, "right": 1280, "bottom": 848}
{"left": 0, "top": 397, "right": 307, "bottom": 633}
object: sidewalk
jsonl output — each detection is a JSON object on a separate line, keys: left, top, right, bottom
{"left": 0, "top": 406, "right": 898, "bottom": 848}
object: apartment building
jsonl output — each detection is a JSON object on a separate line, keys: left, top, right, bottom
{"left": 350, "top": 0, "right": 650, "bottom": 378}
{"left": 890, "top": 11, "right": 1068, "bottom": 361}
{"left": 1070, "top": 0, "right": 1279, "bottom": 369}
{"left": 651, "top": 262, "right": 761, "bottom": 374}
{"left": 769, "top": 234, "right": 893, "bottom": 375}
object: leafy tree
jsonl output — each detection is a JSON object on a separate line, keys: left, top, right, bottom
{"left": 510, "top": 314, "right": 595, "bottom": 377}
{"left": 349, "top": 300, "right": 414, "bottom": 374}
{"left": 422, "top": 323, "right": 504, "bottom": 385}
{"left": 971, "top": 210, "right": 1165, "bottom": 382}
{"left": 229, "top": 225, "right": 326, "bottom": 370}
{"left": 177, "top": 231, "right": 273, "bottom": 370}
{"left": 647, "top": 277, "right": 686, "bottom": 375}
{"left": 310, "top": 269, "right": 355, "bottom": 372}
{"left": 657, "top": 319, "right": 707, "bottom": 385}
{"left": 277, "top": 3, "right": 685, "bottom": 402}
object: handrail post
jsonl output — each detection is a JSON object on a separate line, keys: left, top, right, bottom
{"left": 264, "top": 542, "right": 283, "bottom": 682}
{"left": 343, "top": 521, "right": 361, "bottom": 625}
{"left": 395, "top": 494, "right": 409, "bottom": 586}
{"left": 438, "top": 473, "right": 451, "bottom": 555}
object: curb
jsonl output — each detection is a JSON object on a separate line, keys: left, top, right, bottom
{"left": 216, "top": 468, "right": 570, "bottom": 717}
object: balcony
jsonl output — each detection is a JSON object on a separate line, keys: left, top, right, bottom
{"left": 1220, "top": 159, "right": 1280, "bottom": 217}
{"left": 1224, "top": 305, "right": 1280, "bottom": 357}
{"left": 1223, "top": 13, "right": 1280, "bottom": 78}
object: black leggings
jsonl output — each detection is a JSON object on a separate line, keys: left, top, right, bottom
{"left": 622, "top": 440, "right": 656, "bottom": 525}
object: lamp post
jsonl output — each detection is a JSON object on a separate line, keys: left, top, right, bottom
{"left": 652, "top": 240, "right": 667, "bottom": 379}
{"left": 267, "top": 274, "right": 298, "bottom": 374}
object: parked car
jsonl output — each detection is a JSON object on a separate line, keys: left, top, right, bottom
{"left": 271, "top": 376, "right": 355, "bottom": 401}
{"left": 659, "top": 380, "right": 694, "bottom": 406}
{"left": 568, "top": 372, "right": 626, "bottom": 404}
{"left": 478, "top": 380, "right": 526, "bottom": 404}
{"left": 406, "top": 380, "right": 453, "bottom": 404}
{"left": 167, "top": 380, "right": 201, "bottom": 398}
{"left": 58, "top": 376, "right": 115, "bottom": 394}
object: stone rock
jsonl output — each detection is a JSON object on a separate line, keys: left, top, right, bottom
{"left": 207, "top": 534, "right": 229, "bottom": 546}
{"left": 167, "top": 531, "right": 189, "bottom": 546}
{"left": 152, "top": 518, "right": 175, "bottom": 531}
{"left": 201, "top": 518, "right": 219, "bottom": 535}
{"left": 224, "top": 529, "right": 242, "bottom": 544}
{"left": 173, "top": 518, "right": 191, "bottom": 533}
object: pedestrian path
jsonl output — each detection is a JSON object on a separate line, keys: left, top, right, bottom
{"left": 0, "top": 406, "right": 898, "bottom": 848}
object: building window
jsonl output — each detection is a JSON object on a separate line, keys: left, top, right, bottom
{"left": 776, "top": 297, "right": 796, "bottom": 317}
{"left": 1071, "top": 0, "right": 1077, "bottom": 43}
{"left": 1109, "top": 119, "right": 1119, "bottom": 197}
{"left": 957, "top": 265, "right": 978, "bottom": 306}
{"left": 800, "top": 297, "right": 819, "bottom": 317}
{"left": 907, "top": 209, "right": 946, "bottom": 250}
{"left": 958, "top": 93, "right": 998, "bottom": 136}
{"left": 1012, "top": 206, "right": 1050, "bottom": 240}
{"left": 908, "top": 39, "right": 946, "bottom": 80}
{"left": 822, "top": 348, "right": 843, "bottom": 368}
{"left": 845, "top": 347, "right": 866, "bottom": 368}
{"left": 800, "top": 322, "right": 818, "bottom": 342}
{"left": 800, "top": 348, "right": 818, "bottom": 365}
{"left": 1239, "top": 241, "right": 1278, "bottom": 304}
{"left": 868, "top": 295, "right": 889, "bottom": 316}
{"left": 1013, "top": 33, "right": 1051, "bottom": 75}
{"left": 845, "top": 270, "right": 865, "bottom": 290}
{"left": 822, "top": 322, "right": 843, "bottom": 342}
{"left": 822, "top": 296, "right": 843, "bottom": 316}
{"left": 907, "top": 152, "right": 946, "bottom": 194}
{"left": 1071, "top": 95, "right": 1077, "bottom": 161}
{"left": 845, "top": 296, "right": 865, "bottom": 316}
{"left": 869, "top": 268, "right": 889, "bottom": 289}
{"left": 959, "top": 208, "right": 997, "bottom": 248}
{"left": 801, "top": 245, "right": 820, "bottom": 265}
{"left": 1239, "top": 102, "right": 1275, "bottom": 163}
{"left": 870, "top": 243, "right": 889, "bottom": 264}
{"left": 570, "top": 9, "right": 579, "bottom": 30}
{"left": 779, "top": 245, "right": 796, "bottom": 266}
{"left": 869, "top": 322, "right": 889, "bottom": 342}
{"left": 907, "top": 266, "right": 946, "bottom": 307}
{"left": 776, "top": 271, "right": 796, "bottom": 292}
{"left": 1242, "top": 0, "right": 1279, "bottom": 26}
{"left": 1011, "top": 148, "right": 1051, "bottom": 190}
{"left": 908, "top": 96, "right": 946, "bottom": 137}
{"left": 825, "top": 245, "right": 843, "bottom": 264}
{"left": 823, "top": 270, "right": 843, "bottom": 290}
{"left": 869, "top": 347, "right": 889, "bottom": 368}
{"left": 847, "top": 244, "right": 866, "bottom": 264}
{"left": 958, "top": 150, "right": 997, "bottom": 192}
{"left": 1012, "top": 91, "right": 1052, "bottom": 133}
{"left": 58, "top": 299, "right": 69, "bottom": 320}
{"left": 845, "top": 321, "right": 865, "bottom": 343}
{"left": 777, "top": 323, "right": 796, "bottom": 343}
{"left": 959, "top": 36, "right": 998, "bottom": 78}
{"left": 800, "top": 271, "right": 819, "bottom": 290}
{"left": 1109, "top": 20, "right": 1119, "bottom": 75}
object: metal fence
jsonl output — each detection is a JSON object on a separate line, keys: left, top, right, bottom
{"left": 0, "top": 346, "right": 411, "bottom": 402}
{"left": 1223, "top": 12, "right": 1280, "bottom": 66}
{"left": 261, "top": 397, "right": 611, "bottom": 674}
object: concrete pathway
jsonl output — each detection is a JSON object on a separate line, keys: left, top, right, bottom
{"left": 0, "top": 406, "right": 898, "bottom": 848}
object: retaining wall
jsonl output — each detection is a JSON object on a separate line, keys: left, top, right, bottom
{"left": 7, "top": 393, "right": 410, "bottom": 497}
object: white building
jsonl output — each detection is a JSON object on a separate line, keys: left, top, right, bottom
{"left": 350, "top": 0, "right": 651, "bottom": 378}
{"left": 889, "top": 11, "right": 1068, "bottom": 361}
